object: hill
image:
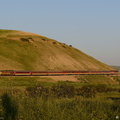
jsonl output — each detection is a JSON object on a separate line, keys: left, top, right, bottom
{"left": 0, "top": 29, "right": 114, "bottom": 71}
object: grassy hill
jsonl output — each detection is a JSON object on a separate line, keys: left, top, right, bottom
{"left": 0, "top": 29, "right": 114, "bottom": 71}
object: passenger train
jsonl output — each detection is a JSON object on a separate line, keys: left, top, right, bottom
{"left": 0, "top": 70, "right": 118, "bottom": 76}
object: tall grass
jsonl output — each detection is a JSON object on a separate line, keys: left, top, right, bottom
{"left": 0, "top": 83, "right": 119, "bottom": 120}
{"left": 0, "top": 93, "right": 119, "bottom": 120}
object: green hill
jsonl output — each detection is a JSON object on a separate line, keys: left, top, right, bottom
{"left": 0, "top": 29, "right": 114, "bottom": 71}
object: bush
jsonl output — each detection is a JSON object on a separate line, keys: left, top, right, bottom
{"left": 51, "top": 83, "right": 75, "bottom": 98}
{"left": 26, "top": 86, "right": 40, "bottom": 97}
{"left": 94, "top": 84, "right": 119, "bottom": 93}
{"left": 20, "top": 38, "right": 29, "bottom": 42}
{"left": 95, "top": 84, "right": 108, "bottom": 93}
{"left": 41, "top": 38, "right": 47, "bottom": 41}
{"left": 28, "top": 37, "right": 34, "bottom": 41}
{"left": 53, "top": 42, "right": 57, "bottom": 44}
{"left": 26, "top": 84, "right": 75, "bottom": 99}
{"left": 76, "top": 85, "right": 96, "bottom": 98}
{"left": 62, "top": 45, "right": 66, "bottom": 48}
{"left": 26, "top": 85, "right": 50, "bottom": 99}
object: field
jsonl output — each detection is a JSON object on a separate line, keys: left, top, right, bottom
{"left": 0, "top": 76, "right": 119, "bottom": 120}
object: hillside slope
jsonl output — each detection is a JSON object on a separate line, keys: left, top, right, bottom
{"left": 0, "top": 30, "right": 114, "bottom": 71}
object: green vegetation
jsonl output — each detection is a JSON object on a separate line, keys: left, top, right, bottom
{"left": 0, "top": 81, "right": 119, "bottom": 120}
{"left": 20, "top": 38, "right": 30, "bottom": 42}
{"left": 52, "top": 42, "right": 57, "bottom": 44}
{"left": 0, "top": 75, "right": 119, "bottom": 120}
{"left": 0, "top": 75, "right": 119, "bottom": 88}
{"left": 1, "top": 94, "right": 119, "bottom": 120}
{"left": 77, "top": 75, "right": 120, "bottom": 84}
{"left": 0, "top": 77, "right": 55, "bottom": 88}
{"left": 62, "top": 45, "right": 66, "bottom": 48}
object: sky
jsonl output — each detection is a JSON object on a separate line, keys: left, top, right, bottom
{"left": 0, "top": 0, "right": 120, "bottom": 66}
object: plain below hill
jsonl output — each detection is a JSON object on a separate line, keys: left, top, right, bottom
{"left": 0, "top": 29, "right": 114, "bottom": 71}
{"left": 111, "top": 66, "right": 120, "bottom": 71}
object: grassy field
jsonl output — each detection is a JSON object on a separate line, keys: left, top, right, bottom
{"left": 0, "top": 76, "right": 119, "bottom": 120}
{"left": 0, "top": 75, "right": 119, "bottom": 88}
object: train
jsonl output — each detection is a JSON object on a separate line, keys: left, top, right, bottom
{"left": 0, "top": 70, "right": 118, "bottom": 76}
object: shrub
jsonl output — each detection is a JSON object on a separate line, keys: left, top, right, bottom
{"left": 95, "top": 84, "right": 108, "bottom": 93}
{"left": 76, "top": 85, "right": 96, "bottom": 98}
{"left": 53, "top": 42, "right": 57, "bottom": 44}
{"left": 26, "top": 86, "right": 39, "bottom": 97}
{"left": 20, "top": 38, "right": 29, "bottom": 42}
{"left": 26, "top": 84, "right": 75, "bottom": 99}
{"left": 94, "top": 84, "right": 119, "bottom": 93}
{"left": 26, "top": 85, "right": 50, "bottom": 99}
{"left": 62, "top": 45, "right": 66, "bottom": 48}
{"left": 41, "top": 38, "right": 46, "bottom": 41}
{"left": 51, "top": 83, "right": 75, "bottom": 98}
{"left": 28, "top": 37, "right": 34, "bottom": 41}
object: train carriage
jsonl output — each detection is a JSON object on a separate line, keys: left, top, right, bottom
{"left": 13, "top": 71, "right": 31, "bottom": 76}
{"left": 31, "top": 71, "right": 48, "bottom": 76}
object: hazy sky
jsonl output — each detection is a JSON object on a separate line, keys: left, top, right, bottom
{"left": 0, "top": 0, "right": 120, "bottom": 65}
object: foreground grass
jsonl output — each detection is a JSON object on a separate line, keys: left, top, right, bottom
{"left": 0, "top": 76, "right": 119, "bottom": 120}
{"left": 0, "top": 92, "right": 119, "bottom": 120}
{"left": 0, "top": 84, "right": 119, "bottom": 120}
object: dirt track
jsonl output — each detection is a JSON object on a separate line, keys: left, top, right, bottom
{"left": 39, "top": 75, "right": 79, "bottom": 82}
